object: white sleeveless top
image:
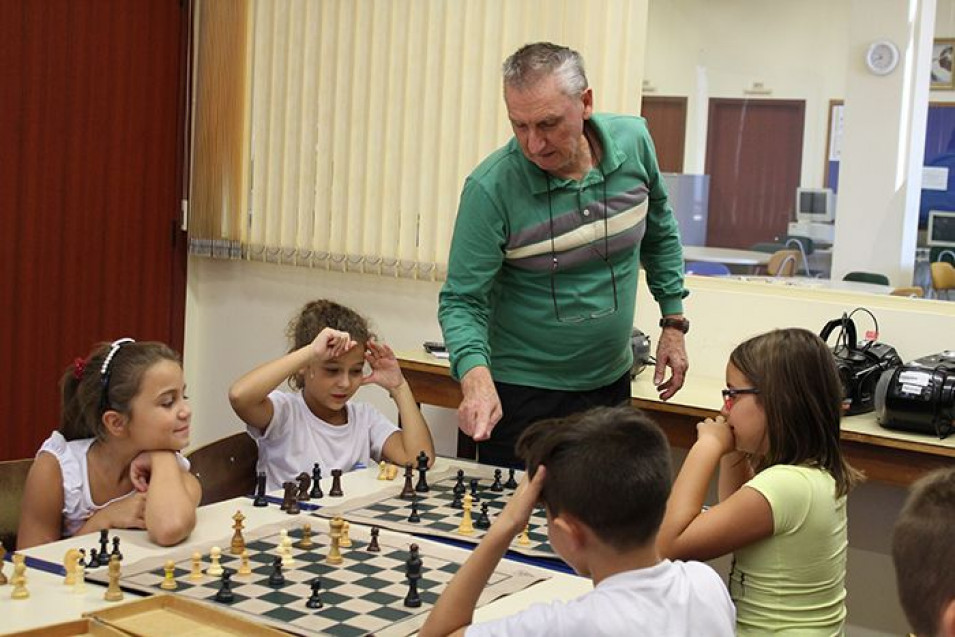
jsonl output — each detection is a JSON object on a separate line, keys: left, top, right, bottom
{"left": 37, "top": 431, "right": 190, "bottom": 537}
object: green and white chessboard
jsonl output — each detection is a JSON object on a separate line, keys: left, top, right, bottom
{"left": 315, "top": 465, "right": 556, "bottom": 560}
{"left": 88, "top": 516, "right": 548, "bottom": 637}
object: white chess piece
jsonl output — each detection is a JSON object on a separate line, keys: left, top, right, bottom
{"left": 206, "top": 546, "right": 224, "bottom": 577}
{"left": 73, "top": 560, "right": 87, "bottom": 594}
{"left": 281, "top": 534, "right": 294, "bottom": 567}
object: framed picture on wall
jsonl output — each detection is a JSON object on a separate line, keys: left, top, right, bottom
{"left": 931, "top": 39, "right": 955, "bottom": 90}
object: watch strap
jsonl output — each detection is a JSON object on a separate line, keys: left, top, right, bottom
{"left": 659, "top": 317, "right": 690, "bottom": 334}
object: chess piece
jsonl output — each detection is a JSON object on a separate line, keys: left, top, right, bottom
{"left": 399, "top": 464, "right": 416, "bottom": 500}
{"left": 469, "top": 478, "right": 481, "bottom": 502}
{"left": 403, "top": 544, "right": 422, "bottom": 608}
{"left": 387, "top": 463, "right": 399, "bottom": 480}
{"left": 64, "top": 548, "right": 81, "bottom": 586}
{"left": 518, "top": 524, "right": 531, "bottom": 546}
{"left": 98, "top": 529, "right": 111, "bottom": 566}
{"left": 73, "top": 558, "right": 86, "bottom": 594}
{"left": 207, "top": 546, "right": 224, "bottom": 576}
{"left": 505, "top": 467, "right": 518, "bottom": 489}
{"left": 296, "top": 471, "right": 312, "bottom": 501}
{"left": 306, "top": 576, "right": 323, "bottom": 609}
{"left": 0, "top": 541, "right": 6, "bottom": 585}
{"left": 414, "top": 451, "right": 430, "bottom": 492}
{"left": 377, "top": 460, "right": 389, "bottom": 480}
{"left": 340, "top": 521, "right": 352, "bottom": 548}
{"left": 104, "top": 555, "right": 124, "bottom": 602}
{"left": 368, "top": 526, "right": 381, "bottom": 552}
{"left": 215, "top": 569, "right": 235, "bottom": 603}
{"left": 268, "top": 556, "right": 286, "bottom": 587}
{"left": 281, "top": 532, "right": 295, "bottom": 567}
{"left": 309, "top": 463, "right": 324, "bottom": 499}
{"left": 160, "top": 560, "right": 178, "bottom": 590}
{"left": 110, "top": 536, "right": 122, "bottom": 562}
{"left": 189, "top": 551, "right": 203, "bottom": 581}
{"left": 453, "top": 469, "right": 466, "bottom": 496}
{"left": 87, "top": 548, "right": 100, "bottom": 569}
{"left": 282, "top": 482, "right": 300, "bottom": 514}
{"left": 231, "top": 510, "right": 246, "bottom": 554}
{"left": 253, "top": 471, "right": 269, "bottom": 507}
{"left": 326, "top": 517, "right": 344, "bottom": 565}
{"left": 299, "top": 523, "right": 314, "bottom": 549}
{"left": 329, "top": 468, "right": 344, "bottom": 497}
{"left": 408, "top": 496, "right": 421, "bottom": 523}
{"left": 450, "top": 489, "right": 463, "bottom": 510}
{"left": 490, "top": 468, "right": 504, "bottom": 492}
{"left": 11, "top": 554, "right": 28, "bottom": 600}
{"left": 475, "top": 502, "right": 491, "bottom": 530}
{"left": 457, "top": 493, "right": 474, "bottom": 535}
{"left": 238, "top": 550, "right": 252, "bottom": 576}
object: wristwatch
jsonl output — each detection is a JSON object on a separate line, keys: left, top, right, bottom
{"left": 659, "top": 317, "right": 690, "bottom": 334}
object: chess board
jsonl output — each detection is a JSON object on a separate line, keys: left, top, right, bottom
{"left": 88, "top": 517, "right": 549, "bottom": 637}
{"left": 315, "top": 465, "right": 556, "bottom": 560}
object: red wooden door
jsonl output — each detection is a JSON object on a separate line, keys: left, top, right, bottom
{"left": 704, "top": 99, "right": 805, "bottom": 248}
{"left": 0, "top": 0, "right": 189, "bottom": 460}
{"left": 641, "top": 96, "right": 688, "bottom": 173}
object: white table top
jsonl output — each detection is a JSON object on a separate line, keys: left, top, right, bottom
{"left": 731, "top": 275, "right": 893, "bottom": 294}
{"left": 682, "top": 245, "right": 772, "bottom": 266}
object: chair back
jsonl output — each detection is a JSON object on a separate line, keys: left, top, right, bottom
{"left": 889, "top": 286, "right": 924, "bottom": 298}
{"left": 685, "top": 261, "right": 731, "bottom": 276}
{"left": 186, "top": 433, "right": 258, "bottom": 506}
{"left": 930, "top": 261, "right": 955, "bottom": 300}
{"left": 0, "top": 458, "right": 34, "bottom": 550}
{"left": 843, "top": 271, "right": 890, "bottom": 286}
{"left": 767, "top": 250, "right": 800, "bottom": 276}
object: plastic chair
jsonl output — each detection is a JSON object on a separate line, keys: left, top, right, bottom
{"left": 186, "top": 433, "right": 258, "bottom": 506}
{"left": 930, "top": 261, "right": 955, "bottom": 300}
{"left": 0, "top": 458, "right": 34, "bottom": 550}
{"left": 889, "top": 286, "right": 924, "bottom": 298}
{"left": 843, "top": 271, "right": 890, "bottom": 286}
{"left": 766, "top": 250, "right": 800, "bottom": 277}
{"left": 685, "top": 261, "right": 731, "bottom": 276}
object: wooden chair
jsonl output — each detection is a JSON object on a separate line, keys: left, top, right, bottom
{"left": 766, "top": 249, "right": 800, "bottom": 277}
{"left": 889, "top": 286, "right": 924, "bottom": 298}
{"left": 843, "top": 271, "right": 890, "bottom": 286}
{"left": 185, "top": 433, "right": 258, "bottom": 506}
{"left": 0, "top": 458, "right": 34, "bottom": 550}
{"left": 931, "top": 261, "right": 955, "bottom": 300}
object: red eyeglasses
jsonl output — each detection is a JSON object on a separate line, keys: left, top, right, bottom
{"left": 721, "top": 387, "right": 759, "bottom": 407}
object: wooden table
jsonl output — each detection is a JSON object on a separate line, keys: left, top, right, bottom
{"left": 400, "top": 353, "right": 955, "bottom": 487}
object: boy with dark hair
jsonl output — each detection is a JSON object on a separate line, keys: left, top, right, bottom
{"left": 420, "top": 405, "right": 734, "bottom": 637}
{"left": 892, "top": 466, "right": 955, "bottom": 637}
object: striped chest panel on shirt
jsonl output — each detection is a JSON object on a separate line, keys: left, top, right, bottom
{"left": 504, "top": 185, "right": 649, "bottom": 271}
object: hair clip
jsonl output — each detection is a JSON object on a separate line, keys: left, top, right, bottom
{"left": 72, "top": 357, "right": 87, "bottom": 380}
{"left": 100, "top": 338, "right": 135, "bottom": 377}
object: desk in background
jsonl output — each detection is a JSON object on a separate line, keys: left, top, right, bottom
{"left": 682, "top": 246, "right": 771, "bottom": 267}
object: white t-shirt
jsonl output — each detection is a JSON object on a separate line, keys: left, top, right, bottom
{"left": 248, "top": 390, "right": 400, "bottom": 491}
{"left": 37, "top": 431, "right": 190, "bottom": 538}
{"left": 466, "top": 560, "right": 735, "bottom": 637}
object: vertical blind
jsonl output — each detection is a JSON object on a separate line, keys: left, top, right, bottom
{"left": 189, "top": 0, "right": 648, "bottom": 279}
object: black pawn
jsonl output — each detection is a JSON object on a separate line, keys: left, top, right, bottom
{"left": 404, "top": 544, "right": 423, "bottom": 608}
{"left": 469, "top": 478, "right": 481, "bottom": 502}
{"left": 408, "top": 497, "right": 421, "bottom": 523}
{"left": 453, "top": 469, "right": 466, "bottom": 496}
{"left": 329, "top": 469, "right": 344, "bottom": 497}
{"left": 368, "top": 526, "right": 381, "bottom": 552}
{"left": 98, "top": 529, "right": 110, "bottom": 566}
{"left": 504, "top": 467, "right": 518, "bottom": 489}
{"left": 399, "top": 464, "right": 416, "bottom": 500}
{"left": 215, "top": 569, "right": 235, "bottom": 603}
{"left": 253, "top": 472, "right": 269, "bottom": 507}
{"left": 87, "top": 548, "right": 99, "bottom": 569}
{"left": 490, "top": 469, "right": 504, "bottom": 492}
{"left": 309, "top": 463, "right": 324, "bottom": 499}
{"left": 450, "top": 490, "right": 463, "bottom": 509}
{"left": 306, "top": 577, "right": 323, "bottom": 609}
{"left": 414, "top": 451, "right": 430, "bottom": 493}
{"left": 111, "top": 536, "right": 123, "bottom": 561}
{"left": 268, "top": 556, "right": 285, "bottom": 587}
{"left": 475, "top": 502, "right": 491, "bottom": 530}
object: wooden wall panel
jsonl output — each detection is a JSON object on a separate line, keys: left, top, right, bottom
{"left": 0, "top": 0, "right": 188, "bottom": 460}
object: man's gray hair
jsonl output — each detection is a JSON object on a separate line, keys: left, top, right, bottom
{"left": 502, "top": 42, "right": 588, "bottom": 97}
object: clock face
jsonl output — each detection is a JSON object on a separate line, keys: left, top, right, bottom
{"left": 867, "top": 40, "right": 899, "bottom": 76}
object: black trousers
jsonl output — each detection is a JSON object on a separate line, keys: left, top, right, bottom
{"left": 476, "top": 371, "right": 632, "bottom": 468}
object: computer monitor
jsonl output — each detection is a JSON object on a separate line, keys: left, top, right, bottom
{"left": 927, "top": 210, "right": 955, "bottom": 247}
{"left": 795, "top": 187, "right": 835, "bottom": 223}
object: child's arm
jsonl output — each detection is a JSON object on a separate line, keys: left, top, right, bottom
{"left": 718, "top": 450, "right": 755, "bottom": 501}
{"left": 657, "top": 417, "right": 773, "bottom": 561}
{"left": 229, "top": 328, "right": 356, "bottom": 431}
{"left": 17, "top": 453, "right": 66, "bottom": 549}
{"left": 140, "top": 451, "right": 202, "bottom": 546}
{"left": 364, "top": 341, "right": 435, "bottom": 466}
{"left": 419, "top": 468, "right": 546, "bottom": 637}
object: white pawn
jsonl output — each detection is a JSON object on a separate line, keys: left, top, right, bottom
{"left": 73, "top": 560, "right": 87, "bottom": 594}
{"left": 281, "top": 534, "right": 294, "bottom": 567}
{"left": 206, "top": 546, "right": 223, "bottom": 577}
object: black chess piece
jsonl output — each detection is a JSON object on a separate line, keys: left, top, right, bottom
{"left": 87, "top": 548, "right": 99, "bottom": 569}
{"left": 504, "top": 467, "right": 518, "bottom": 489}
{"left": 253, "top": 472, "right": 269, "bottom": 507}
{"left": 268, "top": 556, "right": 286, "bottom": 587}
{"left": 399, "top": 464, "right": 416, "bottom": 500}
{"left": 490, "top": 468, "right": 504, "bottom": 492}
{"left": 284, "top": 482, "right": 300, "bottom": 514}
{"left": 414, "top": 451, "right": 430, "bottom": 493}
{"left": 306, "top": 577, "right": 323, "bottom": 609}
{"left": 310, "top": 463, "right": 324, "bottom": 499}
{"left": 450, "top": 490, "right": 463, "bottom": 509}
{"left": 296, "top": 471, "right": 311, "bottom": 502}
{"left": 403, "top": 544, "right": 423, "bottom": 608}
{"left": 329, "top": 469, "right": 344, "bottom": 497}
{"left": 408, "top": 496, "right": 421, "bottom": 523}
{"left": 215, "top": 569, "right": 235, "bottom": 603}
{"left": 111, "top": 536, "right": 122, "bottom": 561}
{"left": 453, "top": 469, "right": 466, "bottom": 496}
{"left": 475, "top": 502, "right": 491, "bottom": 530}
{"left": 97, "top": 529, "right": 110, "bottom": 566}
{"left": 368, "top": 526, "right": 381, "bottom": 552}
{"left": 280, "top": 482, "right": 293, "bottom": 511}
{"left": 469, "top": 478, "right": 481, "bottom": 502}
